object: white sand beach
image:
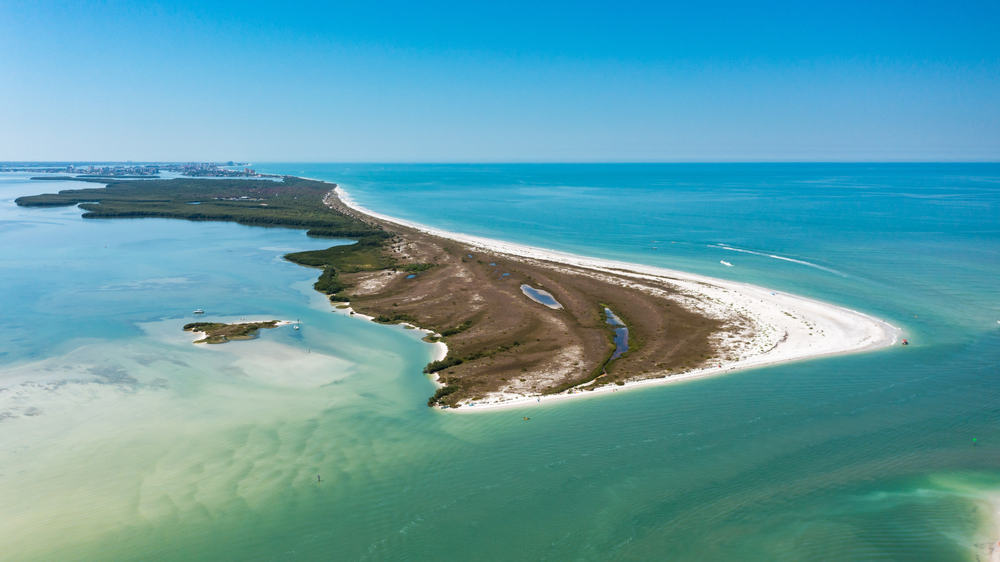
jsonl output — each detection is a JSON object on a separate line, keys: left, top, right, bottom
{"left": 331, "top": 185, "right": 901, "bottom": 412}
{"left": 330, "top": 304, "right": 449, "bottom": 364}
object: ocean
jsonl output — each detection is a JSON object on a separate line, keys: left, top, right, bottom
{"left": 1, "top": 164, "right": 998, "bottom": 560}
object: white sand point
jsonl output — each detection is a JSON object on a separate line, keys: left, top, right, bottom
{"left": 326, "top": 184, "right": 901, "bottom": 412}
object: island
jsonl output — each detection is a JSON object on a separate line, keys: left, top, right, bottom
{"left": 16, "top": 175, "right": 898, "bottom": 409}
{"left": 183, "top": 321, "right": 284, "bottom": 344}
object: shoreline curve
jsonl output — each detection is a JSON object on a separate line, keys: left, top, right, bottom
{"left": 319, "top": 181, "right": 901, "bottom": 412}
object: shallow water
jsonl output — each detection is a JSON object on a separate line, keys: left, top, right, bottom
{"left": 520, "top": 283, "right": 563, "bottom": 309}
{"left": 3, "top": 164, "right": 1000, "bottom": 560}
{"left": 604, "top": 307, "right": 628, "bottom": 361}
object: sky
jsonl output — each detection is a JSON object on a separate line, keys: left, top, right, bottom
{"left": 2, "top": 0, "right": 999, "bottom": 162}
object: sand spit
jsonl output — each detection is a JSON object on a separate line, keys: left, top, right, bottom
{"left": 329, "top": 185, "right": 900, "bottom": 411}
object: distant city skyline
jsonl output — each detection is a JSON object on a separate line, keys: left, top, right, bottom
{"left": 2, "top": 0, "right": 999, "bottom": 162}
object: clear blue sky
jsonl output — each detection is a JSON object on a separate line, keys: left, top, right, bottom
{"left": 2, "top": 0, "right": 998, "bottom": 162}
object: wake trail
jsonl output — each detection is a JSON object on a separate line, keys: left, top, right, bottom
{"left": 711, "top": 244, "right": 847, "bottom": 277}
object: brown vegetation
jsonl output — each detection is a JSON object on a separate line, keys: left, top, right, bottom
{"left": 183, "top": 321, "right": 281, "bottom": 344}
{"left": 326, "top": 193, "right": 724, "bottom": 407}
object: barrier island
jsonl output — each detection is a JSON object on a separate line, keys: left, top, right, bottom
{"left": 17, "top": 176, "right": 897, "bottom": 409}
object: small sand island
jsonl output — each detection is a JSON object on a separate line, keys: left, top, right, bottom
{"left": 17, "top": 176, "right": 899, "bottom": 409}
{"left": 183, "top": 321, "right": 284, "bottom": 344}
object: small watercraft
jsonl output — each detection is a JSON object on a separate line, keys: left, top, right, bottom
{"left": 720, "top": 260, "right": 733, "bottom": 267}
{"left": 193, "top": 308, "right": 205, "bottom": 315}
{"left": 293, "top": 324, "right": 300, "bottom": 331}
{"left": 901, "top": 339, "right": 909, "bottom": 346}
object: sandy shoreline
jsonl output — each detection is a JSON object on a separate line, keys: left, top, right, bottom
{"left": 987, "top": 494, "right": 1000, "bottom": 562}
{"left": 326, "top": 184, "right": 901, "bottom": 412}
{"left": 329, "top": 304, "right": 449, "bottom": 367}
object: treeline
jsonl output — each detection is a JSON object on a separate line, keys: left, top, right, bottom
{"left": 285, "top": 234, "right": 395, "bottom": 301}
{"left": 16, "top": 176, "right": 395, "bottom": 303}
{"left": 424, "top": 356, "right": 464, "bottom": 374}
{"left": 427, "top": 385, "right": 458, "bottom": 406}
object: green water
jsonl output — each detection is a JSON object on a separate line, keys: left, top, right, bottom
{"left": 2, "top": 165, "right": 999, "bottom": 560}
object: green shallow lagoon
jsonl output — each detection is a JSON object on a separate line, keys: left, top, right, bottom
{"left": 2, "top": 166, "right": 1000, "bottom": 560}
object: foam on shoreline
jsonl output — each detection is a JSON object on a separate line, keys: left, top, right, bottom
{"left": 328, "top": 184, "right": 901, "bottom": 412}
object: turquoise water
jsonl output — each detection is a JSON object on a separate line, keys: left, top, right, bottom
{"left": 3, "top": 164, "right": 1000, "bottom": 560}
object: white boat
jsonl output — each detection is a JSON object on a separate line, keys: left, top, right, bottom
{"left": 720, "top": 260, "right": 733, "bottom": 267}
{"left": 193, "top": 308, "right": 205, "bottom": 314}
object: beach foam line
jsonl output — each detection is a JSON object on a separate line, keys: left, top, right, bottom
{"left": 325, "top": 183, "right": 901, "bottom": 412}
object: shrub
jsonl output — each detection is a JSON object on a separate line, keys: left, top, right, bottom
{"left": 423, "top": 356, "right": 464, "bottom": 373}
{"left": 440, "top": 320, "right": 472, "bottom": 337}
{"left": 427, "top": 385, "right": 459, "bottom": 406}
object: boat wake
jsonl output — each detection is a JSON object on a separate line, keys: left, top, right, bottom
{"left": 711, "top": 244, "right": 846, "bottom": 277}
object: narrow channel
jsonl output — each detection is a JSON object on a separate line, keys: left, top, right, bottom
{"left": 603, "top": 307, "right": 629, "bottom": 362}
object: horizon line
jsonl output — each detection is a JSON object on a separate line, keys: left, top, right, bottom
{"left": 3, "top": 160, "right": 1000, "bottom": 165}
